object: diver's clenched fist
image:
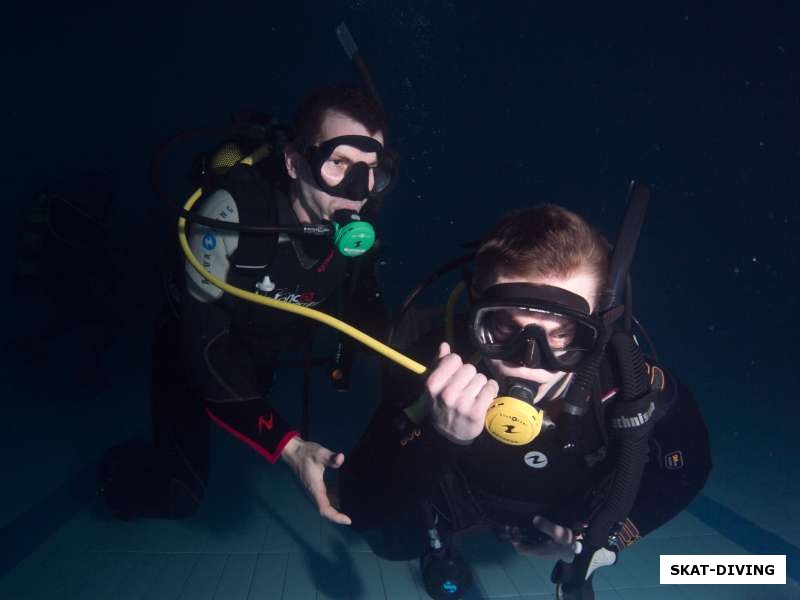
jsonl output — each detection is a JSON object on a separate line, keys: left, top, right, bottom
{"left": 422, "top": 342, "right": 500, "bottom": 444}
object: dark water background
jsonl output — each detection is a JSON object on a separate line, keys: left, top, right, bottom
{"left": 2, "top": 0, "right": 798, "bottom": 547}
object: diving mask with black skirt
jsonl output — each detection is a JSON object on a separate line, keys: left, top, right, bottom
{"left": 469, "top": 283, "right": 604, "bottom": 374}
{"left": 303, "top": 135, "right": 397, "bottom": 201}
{"left": 471, "top": 283, "right": 605, "bottom": 447}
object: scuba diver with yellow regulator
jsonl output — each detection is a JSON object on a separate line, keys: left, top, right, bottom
{"left": 334, "top": 185, "right": 710, "bottom": 600}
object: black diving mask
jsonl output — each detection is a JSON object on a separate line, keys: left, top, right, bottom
{"left": 303, "top": 135, "right": 397, "bottom": 201}
{"left": 469, "top": 283, "right": 604, "bottom": 373}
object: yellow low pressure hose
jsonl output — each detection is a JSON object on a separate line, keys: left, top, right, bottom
{"left": 177, "top": 145, "right": 427, "bottom": 377}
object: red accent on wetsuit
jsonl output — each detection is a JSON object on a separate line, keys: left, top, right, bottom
{"left": 206, "top": 405, "right": 298, "bottom": 464}
{"left": 258, "top": 414, "right": 275, "bottom": 432}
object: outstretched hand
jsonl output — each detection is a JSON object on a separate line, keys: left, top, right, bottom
{"left": 509, "top": 516, "right": 580, "bottom": 560}
{"left": 281, "top": 436, "right": 352, "bottom": 525}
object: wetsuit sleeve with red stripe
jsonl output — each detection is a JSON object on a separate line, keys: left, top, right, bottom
{"left": 206, "top": 398, "right": 298, "bottom": 464}
{"left": 183, "top": 298, "right": 298, "bottom": 463}
{"left": 180, "top": 275, "right": 299, "bottom": 463}
{"left": 179, "top": 189, "right": 299, "bottom": 463}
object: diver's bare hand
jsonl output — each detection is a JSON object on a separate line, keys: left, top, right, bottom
{"left": 510, "top": 516, "right": 579, "bottom": 560}
{"left": 423, "top": 342, "right": 499, "bottom": 444}
{"left": 281, "top": 436, "right": 352, "bottom": 525}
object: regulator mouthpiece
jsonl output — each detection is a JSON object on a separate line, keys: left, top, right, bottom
{"left": 331, "top": 210, "right": 375, "bottom": 257}
{"left": 484, "top": 377, "right": 544, "bottom": 446}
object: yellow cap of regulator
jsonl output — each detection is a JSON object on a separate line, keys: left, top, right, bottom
{"left": 485, "top": 396, "right": 544, "bottom": 446}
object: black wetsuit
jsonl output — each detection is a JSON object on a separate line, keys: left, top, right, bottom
{"left": 339, "top": 317, "right": 711, "bottom": 553}
{"left": 115, "top": 164, "right": 385, "bottom": 519}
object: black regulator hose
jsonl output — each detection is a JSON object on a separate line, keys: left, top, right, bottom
{"left": 557, "top": 312, "right": 617, "bottom": 452}
{"left": 553, "top": 330, "right": 655, "bottom": 596}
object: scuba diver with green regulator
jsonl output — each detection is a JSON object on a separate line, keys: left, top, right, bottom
{"left": 98, "top": 24, "right": 398, "bottom": 525}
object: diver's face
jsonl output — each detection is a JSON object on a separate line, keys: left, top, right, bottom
{"left": 286, "top": 110, "right": 384, "bottom": 223}
{"left": 481, "top": 271, "right": 599, "bottom": 398}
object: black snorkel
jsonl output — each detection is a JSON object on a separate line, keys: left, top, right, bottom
{"left": 336, "top": 22, "right": 384, "bottom": 111}
{"left": 552, "top": 182, "right": 657, "bottom": 598}
{"left": 557, "top": 182, "right": 649, "bottom": 450}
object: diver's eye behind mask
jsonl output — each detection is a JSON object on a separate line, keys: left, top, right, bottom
{"left": 304, "top": 135, "right": 397, "bottom": 201}
{"left": 469, "top": 283, "right": 603, "bottom": 373}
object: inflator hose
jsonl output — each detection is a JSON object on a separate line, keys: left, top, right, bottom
{"left": 554, "top": 331, "right": 654, "bottom": 595}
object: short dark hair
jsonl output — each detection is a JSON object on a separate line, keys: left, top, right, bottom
{"left": 474, "top": 204, "right": 611, "bottom": 307}
{"left": 291, "top": 85, "right": 387, "bottom": 151}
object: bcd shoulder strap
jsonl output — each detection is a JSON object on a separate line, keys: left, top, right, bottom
{"left": 213, "top": 163, "right": 279, "bottom": 286}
